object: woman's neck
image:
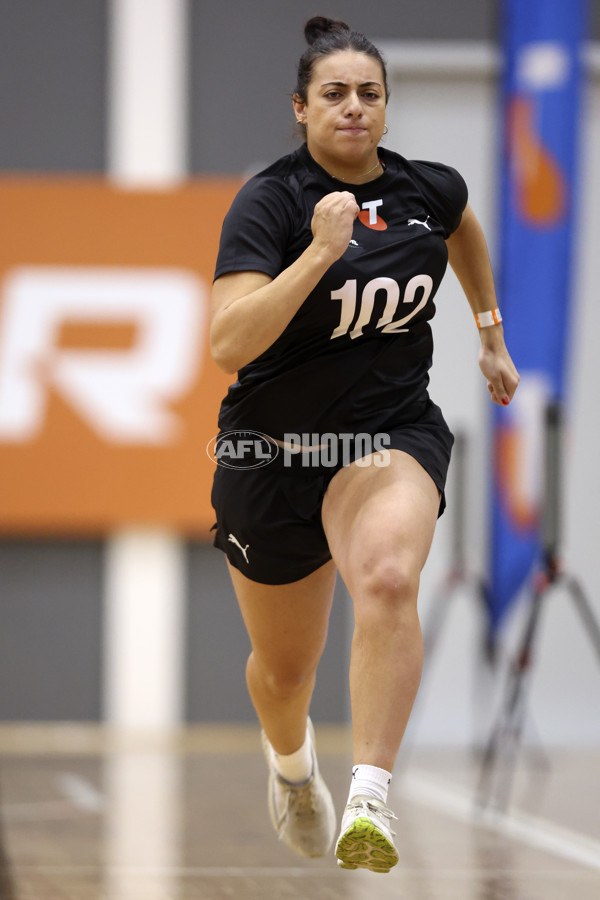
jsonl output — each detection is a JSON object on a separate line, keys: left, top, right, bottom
{"left": 307, "top": 146, "right": 384, "bottom": 185}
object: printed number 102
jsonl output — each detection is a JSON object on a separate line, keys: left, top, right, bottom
{"left": 330, "top": 275, "right": 433, "bottom": 340}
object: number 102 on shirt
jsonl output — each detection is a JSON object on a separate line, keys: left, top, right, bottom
{"left": 330, "top": 275, "right": 433, "bottom": 340}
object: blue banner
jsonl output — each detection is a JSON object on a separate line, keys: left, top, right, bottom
{"left": 489, "top": 0, "right": 586, "bottom": 633}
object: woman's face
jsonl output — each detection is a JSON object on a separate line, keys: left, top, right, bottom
{"left": 294, "top": 50, "right": 387, "bottom": 170}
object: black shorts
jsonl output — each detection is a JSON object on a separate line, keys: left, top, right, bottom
{"left": 210, "top": 400, "right": 454, "bottom": 585}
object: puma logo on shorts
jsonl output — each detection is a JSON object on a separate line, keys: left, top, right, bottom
{"left": 228, "top": 533, "right": 250, "bottom": 563}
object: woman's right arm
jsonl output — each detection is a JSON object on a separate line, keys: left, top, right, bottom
{"left": 210, "top": 191, "right": 359, "bottom": 373}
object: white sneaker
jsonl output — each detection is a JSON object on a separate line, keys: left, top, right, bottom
{"left": 335, "top": 795, "right": 399, "bottom": 873}
{"left": 261, "top": 719, "right": 336, "bottom": 858}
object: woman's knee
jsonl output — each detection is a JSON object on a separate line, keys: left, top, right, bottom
{"left": 247, "top": 651, "right": 318, "bottom": 701}
{"left": 351, "top": 555, "right": 421, "bottom": 624}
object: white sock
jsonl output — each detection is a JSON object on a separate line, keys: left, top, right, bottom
{"left": 270, "top": 728, "right": 313, "bottom": 785}
{"left": 348, "top": 764, "right": 392, "bottom": 805}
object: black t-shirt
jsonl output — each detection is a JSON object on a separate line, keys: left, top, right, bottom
{"left": 214, "top": 143, "right": 467, "bottom": 440}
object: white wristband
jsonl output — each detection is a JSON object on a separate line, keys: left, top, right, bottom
{"left": 474, "top": 308, "right": 502, "bottom": 329}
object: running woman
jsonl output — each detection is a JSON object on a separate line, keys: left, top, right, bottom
{"left": 210, "top": 16, "right": 519, "bottom": 874}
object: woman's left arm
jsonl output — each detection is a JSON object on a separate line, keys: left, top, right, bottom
{"left": 446, "top": 203, "right": 520, "bottom": 406}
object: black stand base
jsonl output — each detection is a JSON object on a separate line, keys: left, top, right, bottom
{"left": 476, "top": 403, "right": 600, "bottom": 811}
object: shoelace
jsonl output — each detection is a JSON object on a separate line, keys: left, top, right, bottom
{"left": 348, "top": 798, "right": 398, "bottom": 836}
{"left": 275, "top": 774, "right": 317, "bottom": 835}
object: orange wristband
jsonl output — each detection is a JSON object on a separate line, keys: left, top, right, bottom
{"left": 474, "top": 308, "right": 502, "bottom": 328}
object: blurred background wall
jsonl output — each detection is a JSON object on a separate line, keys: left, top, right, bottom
{"left": 0, "top": 0, "right": 599, "bottom": 745}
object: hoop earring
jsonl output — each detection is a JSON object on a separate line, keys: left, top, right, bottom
{"left": 383, "top": 124, "right": 389, "bottom": 135}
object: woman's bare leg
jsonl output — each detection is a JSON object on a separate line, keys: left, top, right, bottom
{"left": 227, "top": 559, "right": 337, "bottom": 754}
{"left": 322, "top": 450, "right": 439, "bottom": 771}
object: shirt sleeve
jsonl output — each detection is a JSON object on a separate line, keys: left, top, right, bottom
{"left": 214, "top": 175, "right": 296, "bottom": 280}
{"left": 408, "top": 160, "right": 468, "bottom": 237}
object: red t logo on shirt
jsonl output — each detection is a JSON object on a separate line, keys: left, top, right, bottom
{"left": 358, "top": 199, "right": 387, "bottom": 231}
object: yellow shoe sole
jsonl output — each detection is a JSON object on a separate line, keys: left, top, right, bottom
{"left": 335, "top": 816, "right": 399, "bottom": 874}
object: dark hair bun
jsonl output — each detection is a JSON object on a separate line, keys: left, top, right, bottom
{"left": 304, "top": 16, "right": 350, "bottom": 46}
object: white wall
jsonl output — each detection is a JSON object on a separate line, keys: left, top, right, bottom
{"left": 381, "top": 43, "right": 600, "bottom": 745}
